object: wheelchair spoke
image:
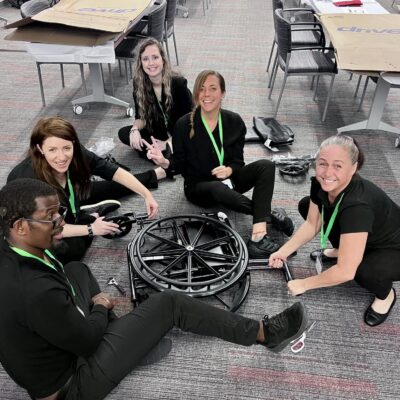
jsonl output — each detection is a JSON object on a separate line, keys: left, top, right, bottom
{"left": 172, "top": 219, "right": 189, "bottom": 246}
{"left": 146, "top": 231, "right": 186, "bottom": 249}
{"left": 196, "top": 234, "right": 235, "bottom": 250}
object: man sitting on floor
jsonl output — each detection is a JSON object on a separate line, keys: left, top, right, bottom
{"left": 0, "top": 178, "right": 309, "bottom": 400}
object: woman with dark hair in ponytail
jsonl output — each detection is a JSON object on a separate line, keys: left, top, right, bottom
{"left": 7, "top": 116, "right": 159, "bottom": 263}
{"left": 269, "top": 135, "right": 400, "bottom": 326}
{"left": 146, "top": 70, "right": 294, "bottom": 259}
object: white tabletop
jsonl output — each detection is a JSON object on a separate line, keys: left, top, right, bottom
{"left": 26, "top": 41, "right": 116, "bottom": 63}
{"left": 304, "top": 0, "right": 388, "bottom": 14}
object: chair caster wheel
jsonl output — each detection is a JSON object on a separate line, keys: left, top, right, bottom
{"left": 73, "top": 105, "right": 83, "bottom": 115}
{"left": 126, "top": 107, "right": 134, "bottom": 117}
{"left": 395, "top": 136, "right": 400, "bottom": 148}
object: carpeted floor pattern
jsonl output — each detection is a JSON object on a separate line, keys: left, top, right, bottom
{"left": 0, "top": 0, "right": 400, "bottom": 399}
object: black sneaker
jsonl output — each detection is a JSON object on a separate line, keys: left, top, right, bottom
{"left": 271, "top": 208, "right": 294, "bottom": 236}
{"left": 80, "top": 200, "right": 121, "bottom": 217}
{"left": 262, "top": 302, "right": 308, "bottom": 353}
{"left": 247, "top": 235, "right": 280, "bottom": 259}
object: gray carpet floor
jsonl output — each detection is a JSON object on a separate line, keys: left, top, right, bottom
{"left": 0, "top": 0, "right": 400, "bottom": 399}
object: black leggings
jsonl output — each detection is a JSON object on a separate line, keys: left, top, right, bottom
{"left": 63, "top": 262, "right": 259, "bottom": 400}
{"left": 55, "top": 170, "right": 158, "bottom": 264}
{"left": 298, "top": 196, "right": 400, "bottom": 299}
{"left": 118, "top": 125, "right": 152, "bottom": 160}
{"left": 184, "top": 160, "right": 276, "bottom": 224}
{"left": 81, "top": 170, "right": 158, "bottom": 206}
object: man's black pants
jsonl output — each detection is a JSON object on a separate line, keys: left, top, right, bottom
{"left": 63, "top": 262, "right": 259, "bottom": 400}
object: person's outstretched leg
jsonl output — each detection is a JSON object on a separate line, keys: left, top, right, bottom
{"left": 72, "top": 291, "right": 308, "bottom": 400}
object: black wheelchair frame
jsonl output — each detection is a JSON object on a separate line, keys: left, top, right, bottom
{"left": 108, "top": 212, "right": 293, "bottom": 312}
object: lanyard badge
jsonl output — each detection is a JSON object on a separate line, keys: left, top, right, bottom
{"left": 202, "top": 113, "right": 233, "bottom": 188}
{"left": 316, "top": 193, "right": 344, "bottom": 273}
{"left": 67, "top": 171, "right": 77, "bottom": 217}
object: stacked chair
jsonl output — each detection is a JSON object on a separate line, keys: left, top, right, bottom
{"left": 268, "top": 7, "right": 337, "bottom": 121}
{"left": 163, "top": 0, "right": 180, "bottom": 65}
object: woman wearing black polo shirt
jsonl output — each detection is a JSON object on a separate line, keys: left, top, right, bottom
{"left": 269, "top": 135, "right": 400, "bottom": 326}
{"left": 7, "top": 116, "right": 159, "bottom": 263}
{"left": 146, "top": 70, "right": 294, "bottom": 259}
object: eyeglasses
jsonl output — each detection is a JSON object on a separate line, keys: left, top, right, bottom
{"left": 20, "top": 206, "right": 68, "bottom": 229}
{"left": 290, "top": 321, "right": 317, "bottom": 354}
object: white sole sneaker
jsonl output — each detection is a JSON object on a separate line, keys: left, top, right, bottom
{"left": 80, "top": 199, "right": 121, "bottom": 210}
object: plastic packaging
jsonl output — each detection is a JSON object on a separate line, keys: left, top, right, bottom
{"left": 87, "top": 137, "right": 115, "bottom": 157}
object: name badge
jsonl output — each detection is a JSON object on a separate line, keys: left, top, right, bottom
{"left": 221, "top": 178, "right": 234, "bottom": 189}
{"left": 315, "top": 251, "right": 323, "bottom": 275}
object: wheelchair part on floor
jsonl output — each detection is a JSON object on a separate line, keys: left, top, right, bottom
{"left": 103, "top": 212, "right": 150, "bottom": 239}
{"left": 245, "top": 117, "right": 294, "bottom": 152}
{"left": 126, "top": 212, "right": 294, "bottom": 312}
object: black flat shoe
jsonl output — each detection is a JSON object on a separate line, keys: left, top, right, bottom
{"left": 364, "top": 289, "right": 397, "bottom": 327}
{"left": 309, "top": 249, "right": 338, "bottom": 262}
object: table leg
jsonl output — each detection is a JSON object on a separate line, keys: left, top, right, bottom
{"left": 337, "top": 77, "right": 400, "bottom": 135}
{"left": 71, "top": 63, "right": 130, "bottom": 109}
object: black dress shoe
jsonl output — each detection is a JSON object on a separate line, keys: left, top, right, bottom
{"left": 364, "top": 289, "right": 396, "bottom": 327}
{"left": 310, "top": 249, "right": 337, "bottom": 262}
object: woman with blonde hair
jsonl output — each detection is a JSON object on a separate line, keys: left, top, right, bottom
{"left": 269, "top": 135, "right": 400, "bottom": 326}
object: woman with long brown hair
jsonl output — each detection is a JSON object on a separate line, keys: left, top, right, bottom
{"left": 8, "top": 116, "right": 159, "bottom": 263}
{"left": 146, "top": 70, "right": 294, "bottom": 259}
{"left": 118, "top": 38, "right": 193, "bottom": 159}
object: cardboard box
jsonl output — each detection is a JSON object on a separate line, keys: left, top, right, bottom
{"left": 319, "top": 14, "right": 400, "bottom": 72}
{"left": 5, "top": 0, "right": 152, "bottom": 46}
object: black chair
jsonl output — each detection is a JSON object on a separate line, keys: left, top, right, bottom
{"left": 115, "top": 0, "right": 167, "bottom": 82}
{"left": 20, "top": 0, "right": 87, "bottom": 106}
{"left": 267, "top": 0, "right": 323, "bottom": 81}
{"left": 269, "top": 8, "right": 337, "bottom": 122}
{"left": 164, "top": 0, "right": 179, "bottom": 65}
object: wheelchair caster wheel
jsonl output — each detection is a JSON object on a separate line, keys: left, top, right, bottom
{"left": 73, "top": 105, "right": 83, "bottom": 115}
{"left": 126, "top": 107, "right": 134, "bottom": 118}
{"left": 395, "top": 136, "right": 400, "bottom": 148}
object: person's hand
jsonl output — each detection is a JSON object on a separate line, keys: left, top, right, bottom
{"left": 211, "top": 165, "right": 232, "bottom": 180}
{"left": 92, "top": 292, "right": 115, "bottom": 310}
{"left": 153, "top": 138, "right": 167, "bottom": 151}
{"left": 268, "top": 251, "right": 287, "bottom": 269}
{"left": 129, "top": 128, "right": 143, "bottom": 151}
{"left": 91, "top": 217, "right": 120, "bottom": 236}
{"left": 144, "top": 193, "right": 159, "bottom": 219}
{"left": 143, "top": 137, "right": 169, "bottom": 169}
{"left": 287, "top": 279, "right": 307, "bottom": 296}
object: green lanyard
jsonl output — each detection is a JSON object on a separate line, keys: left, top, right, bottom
{"left": 66, "top": 171, "right": 76, "bottom": 217}
{"left": 157, "top": 98, "right": 168, "bottom": 129}
{"left": 10, "top": 246, "right": 76, "bottom": 297}
{"left": 320, "top": 193, "right": 344, "bottom": 250}
{"left": 201, "top": 113, "right": 224, "bottom": 166}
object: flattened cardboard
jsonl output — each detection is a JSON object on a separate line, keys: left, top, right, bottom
{"left": 319, "top": 14, "right": 400, "bottom": 72}
{"left": 33, "top": 0, "right": 152, "bottom": 33}
{"left": 4, "top": 0, "right": 152, "bottom": 46}
{"left": 5, "top": 22, "right": 117, "bottom": 47}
